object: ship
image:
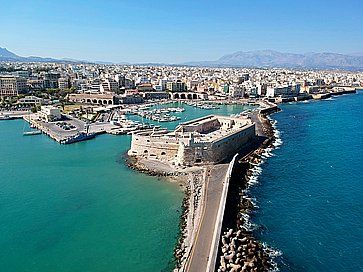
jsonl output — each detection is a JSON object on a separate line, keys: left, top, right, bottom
{"left": 60, "top": 124, "right": 95, "bottom": 144}
{"left": 60, "top": 132, "right": 96, "bottom": 144}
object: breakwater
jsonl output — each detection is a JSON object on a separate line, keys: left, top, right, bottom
{"left": 215, "top": 110, "right": 279, "bottom": 272}
{"left": 215, "top": 90, "right": 361, "bottom": 272}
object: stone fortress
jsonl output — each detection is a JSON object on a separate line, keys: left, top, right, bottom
{"left": 128, "top": 115, "right": 256, "bottom": 166}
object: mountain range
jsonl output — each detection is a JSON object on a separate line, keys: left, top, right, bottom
{"left": 0, "top": 47, "right": 72, "bottom": 63}
{"left": 1, "top": 47, "right": 363, "bottom": 70}
{"left": 183, "top": 50, "right": 363, "bottom": 70}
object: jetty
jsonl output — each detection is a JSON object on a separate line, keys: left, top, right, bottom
{"left": 185, "top": 155, "right": 237, "bottom": 272}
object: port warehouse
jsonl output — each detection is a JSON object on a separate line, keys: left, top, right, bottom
{"left": 128, "top": 115, "right": 255, "bottom": 166}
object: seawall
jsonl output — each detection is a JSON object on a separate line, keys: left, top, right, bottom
{"left": 214, "top": 106, "right": 278, "bottom": 271}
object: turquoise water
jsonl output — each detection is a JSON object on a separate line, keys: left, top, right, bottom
{"left": 0, "top": 103, "right": 250, "bottom": 272}
{"left": 0, "top": 121, "right": 182, "bottom": 272}
{"left": 251, "top": 92, "right": 363, "bottom": 271}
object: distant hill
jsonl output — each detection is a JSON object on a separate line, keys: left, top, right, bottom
{"left": 0, "top": 47, "right": 88, "bottom": 63}
{"left": 183, "top": 50, "right": 363, "bottom": 70}
{"left": 2, "top": 47, "right": 363, "bottom": 70}
{"left": 0, "top": 47, "right": 132, "bottom": 65}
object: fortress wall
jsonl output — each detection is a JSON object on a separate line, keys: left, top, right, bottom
{"left": 129, "top": 120, "right": 256, "bottom": 167}
{"left": 129, "top": 134, "right": 179, "bottom": 162}
{"left": 183, "top": 118, "right": 220, "bottom": 133}
{"left": 180, "top": 124, "right": 255, "bottom": 166}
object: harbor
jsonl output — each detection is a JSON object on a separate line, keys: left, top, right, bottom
{"left": 1, "top": 91, "right": 361, "bottom": 272}
{"left": 19, "top": 101, "right": 256, "bottom": 145}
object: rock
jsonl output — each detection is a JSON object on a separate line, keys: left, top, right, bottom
{"left": 222, "top": 246, "right": 228, "bottom": 253}
{"left": 226, "top": 228, "right": 233, "bottom": 239}
{"left": 220, "top": 256, "right": 226, "bottom": 270}
{"left": 240, "top": 237, "right": 247, "bottom": 244}
{"left": 224, "top": 251, "right": 235, "bottom": 260}
{"left": 229, "top": 263, "right": 241, "bottom": 272}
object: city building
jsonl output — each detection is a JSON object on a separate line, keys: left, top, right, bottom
{"left": 18, "top": 95, "right": 43, "bottom": 106}
{"left": 0, "top": 75, "right": 28, "bottom": 97}
{"left": 39, "top": 105, "right": 61, "bottom": 122}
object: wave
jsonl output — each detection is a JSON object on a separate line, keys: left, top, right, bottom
{"left": 262, "top": 243, "right": 283, "bottom": 272}
{"left": 241, "top": 114, "right": 284, "bottom": 270}
{"left": 261, "top": 147, "right": 275, "bottom": 158}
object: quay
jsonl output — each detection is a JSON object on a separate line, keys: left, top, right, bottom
{"left": 23, "top": 113, "right": 117, "bottom": 144}
{"left": 0, "top": 110, "right": 30, "bottom": 120}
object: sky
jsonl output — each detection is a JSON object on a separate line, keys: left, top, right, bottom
{"left": 1, "top": 0, "right": 362, "bottom": 63}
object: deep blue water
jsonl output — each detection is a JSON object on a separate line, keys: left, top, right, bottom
{"left": 252, "top": 92, "right": 363, "bottom": 271}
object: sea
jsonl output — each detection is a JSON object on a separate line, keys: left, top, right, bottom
{"left": 250, "top": 91, "right": 363, "bottom": 271}
{"left": 0, "top": 103, "right": 251, "bottom": 272}
{"left": 1, "top": 96, "right": 361, "bottom": 271}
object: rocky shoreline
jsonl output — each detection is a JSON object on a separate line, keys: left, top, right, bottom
{"left": 124, "top": 154, "right": 206, "bottom": 272}
{"left": 216, "top": 110, "right": 281, "bottom": 272}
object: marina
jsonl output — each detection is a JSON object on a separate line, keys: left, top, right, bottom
{"left": 131, "top": 106, "right": 184, "bottom": 122}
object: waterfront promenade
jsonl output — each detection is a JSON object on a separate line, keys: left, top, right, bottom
{"left": 185, "top": 163, "right": 229, "bottom": 271}
{"left": 184, "top": 152, "right": 239, "bottom": 272}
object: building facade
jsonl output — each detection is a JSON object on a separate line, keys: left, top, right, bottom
{"left": 0, "top": 75, "right": 28, "bottom": 97}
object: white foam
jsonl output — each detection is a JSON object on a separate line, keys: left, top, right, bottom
{"left": 262, "top": 243, "right": 283, "bottom": 272}
{"left": 248, "top": 176, "right": 259, "bottom": 186}
{"left": 239, "top": 212, "right": 257, "bottom": 232}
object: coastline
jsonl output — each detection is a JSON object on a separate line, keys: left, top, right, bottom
{"left": 123, "top": 90, "right": 359, "bottom": 272}
{"left": 125, "top": 153, "right": 208, "bottom": 271}
{"left": 214, "top": 90, "right": 359, "bottom": 272}
{"left": 214, "top": 109, "right": 281, "bottom": 272}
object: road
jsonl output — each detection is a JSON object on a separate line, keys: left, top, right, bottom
{"left": 186, "top": 163, "right": 229, "bottom": 272}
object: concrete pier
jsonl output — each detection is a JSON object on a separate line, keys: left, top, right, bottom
{"left": 185, "top": 155, "right": 238, "bottom": 272}
{"left": 23, "top": 113, "right": 117, "bottom": 144}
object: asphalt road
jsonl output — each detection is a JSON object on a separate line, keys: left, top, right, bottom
{"left": 186, "top": 163, "right": 229, "bottom": 272}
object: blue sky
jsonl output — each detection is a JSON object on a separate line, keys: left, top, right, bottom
{"left": 1, "top": 0, "right": 362, "bottom": 63}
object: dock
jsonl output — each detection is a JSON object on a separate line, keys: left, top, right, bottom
{"left": 23, "top": 113, "right": 118, "bottom": 144}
